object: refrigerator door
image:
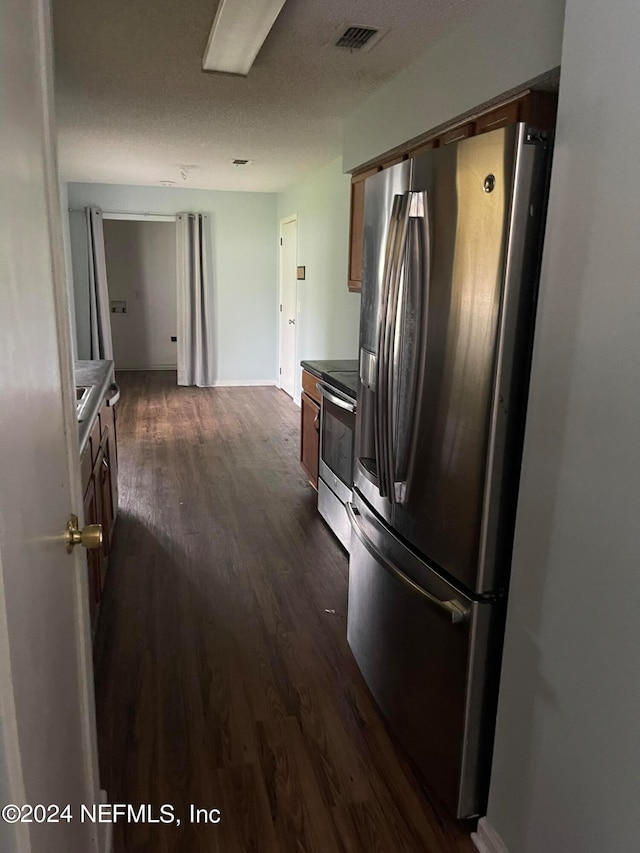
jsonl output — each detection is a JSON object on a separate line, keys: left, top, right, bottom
{"left": 346, "top": 492, "right": 499, "bottom": 818}
{"left": 355, "top": 160, "right": 411, "bottom": 525}
{"left": 391, "top": 125, "right": 550, "bottom": 594}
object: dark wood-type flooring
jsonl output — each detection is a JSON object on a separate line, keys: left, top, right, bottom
{"left": 94, "top": 371, "right": 474, "bottom": 853}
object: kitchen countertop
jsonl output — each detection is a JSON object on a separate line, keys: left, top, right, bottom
{"left": 300, "top": 359, "right": 359, "bottom": 400}
{"left": 75, "top": 360, "right": 115, "bottom": 454}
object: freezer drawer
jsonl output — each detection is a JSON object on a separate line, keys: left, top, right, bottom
{"left": 318, "top": 478, "right": 351, "bottom": 552}
{"left": 346, "top": 496, "right": 500, "bottom": 818}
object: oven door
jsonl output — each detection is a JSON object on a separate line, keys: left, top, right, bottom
{"left": 317, "top": 382, "right": 355, "bottom": 504}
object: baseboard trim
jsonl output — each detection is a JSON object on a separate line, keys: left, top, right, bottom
{"left": 471, "top": 817, "right": 510, "bottom": 853}
{"left": 116, "top": 366, "right": 177, "bottom": 371}
{"left": 208, "top": 379, "right": 277, "bottom": 387}
{"left": 114, "top": 371, "right": 278, "bottom": 387}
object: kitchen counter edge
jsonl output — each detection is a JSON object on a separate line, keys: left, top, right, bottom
{"left": 75, "top": 360, "right": 115, "bottom": 455}
{"left": 300, "top": 359, "right": 358, "bottom": 400}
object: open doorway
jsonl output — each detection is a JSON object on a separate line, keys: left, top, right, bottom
{"left": 278, "top": 215, "right": 297, "bottom": 399}
{"left": 103, "top": 219, "right": 178, "bottom": 372}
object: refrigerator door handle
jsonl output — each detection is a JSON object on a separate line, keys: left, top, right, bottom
{"left": 375, "top": 194, "right": 403, "bottom": 498}
{"left": 389, "top": 191, "right": 429, "bottom": 504}
{"left": 386, "top": 191, "right": 424, "bottom": 503}
{"left": 346, "top": 503, "right": 469, "bottom": 624}
{"left": 380, "top": 192, "right": 411, "bottom": 503}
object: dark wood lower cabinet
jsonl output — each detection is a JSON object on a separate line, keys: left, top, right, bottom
{"left": 83, "top": 468, "right": 101, "bottom": 630}
{"left": 81, "top": 400, "right": 118, "bottom": 634}
{"left": 300, "top": 391, "right": 320, "bottom": 489}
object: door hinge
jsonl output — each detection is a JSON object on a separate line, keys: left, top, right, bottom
{"left": 279, "top": 367, "right": 282, "bottom": 374}
{"left": 280, "top": 304, "right": 282, "bottom": 312}
{"left": 280, "top": 237, "right": 283, "bottom": 245}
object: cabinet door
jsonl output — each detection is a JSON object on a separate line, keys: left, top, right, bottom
{"left": 98, "top": 430, "right": 114, "bottom": 583}
{"left": 348, "top": 166, "right": 379, "bottom": 292}
{"left": 300, "top": 392, "right": 320, "bottom": 489}
{"left": 100, "top": 402, "right": 118, "bottom": 526}
{"left": 439, "top": 122, "right": 475, "bottom": 146}
{"left": 83, "top": 477, "right": 101, "bottom": 632}
{"left": 408, "top": 138, "right": 438, "bottom": 158}
{"left": 475, "top": 100, "right": 521, "bottom": 135}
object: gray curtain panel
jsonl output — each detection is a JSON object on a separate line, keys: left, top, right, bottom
{"left": 176, "top": 213, "right": 215, "bottom": 387}
{"left": 85, "top": 206, "right": 113, "bottom": 360}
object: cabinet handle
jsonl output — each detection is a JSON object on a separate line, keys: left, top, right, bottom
{"left": 314, "top": 412, "right": 319, "bottom": 432}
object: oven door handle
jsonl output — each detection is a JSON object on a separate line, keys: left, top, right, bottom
{"left": 316, "top": 383, "right": 356, "bottom": 413}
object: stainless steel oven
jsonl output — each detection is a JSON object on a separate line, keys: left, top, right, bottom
{"left": 317, "top": 381, "right": 356, "bottom": 551}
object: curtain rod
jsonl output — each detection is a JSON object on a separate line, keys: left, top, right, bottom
{"left": 68, "top": 208, "right": 177, "bottom": 222}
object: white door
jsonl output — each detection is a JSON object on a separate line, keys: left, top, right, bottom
{"left": 0, "top": 1, "right": 101, "bottom": 852}
{"left": 279, "top": 217, "right": 297, "bottom": 398}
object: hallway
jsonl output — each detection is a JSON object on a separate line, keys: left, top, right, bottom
{"left": 94, "top": 371, "right": 473, "bottom": 852}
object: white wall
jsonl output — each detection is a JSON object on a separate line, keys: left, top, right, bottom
{"left": 277, "top": 157, "right": 360, "bottom": 401}
{"left": 103, "top": 219, "right": 177, "bottom": 370}
{"left": 342, "top": 0, "right": 565, "bottom": 171}
{"left": 67, "top": 183, "right": 277, "bottom": 383}
{"left": 58, "top": 181, "right": 77, "bottom": 357}
{"left": 485, "top": 0, "right": 640, "bottom": 850}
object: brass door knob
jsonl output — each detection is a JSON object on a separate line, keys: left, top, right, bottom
{"left": 66, "top": 514, "right": 103, "bottom": 553}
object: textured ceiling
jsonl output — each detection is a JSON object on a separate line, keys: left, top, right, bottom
{"left": 53, "top": 0, "right": 488, "bottom": 192}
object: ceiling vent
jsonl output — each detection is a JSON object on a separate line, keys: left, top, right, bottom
{"left": 334, "top": 24, "right": 386, "bottom": 53}
{"left": 232, "top": 158, "right": 252, "bottom": 166}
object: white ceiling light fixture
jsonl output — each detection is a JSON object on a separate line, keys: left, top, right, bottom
{"left": 202, "top": 0, "right": 288, "bottom": 77}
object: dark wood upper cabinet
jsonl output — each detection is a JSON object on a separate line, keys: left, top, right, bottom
{"left": 346, "top": 90, "right": 557, "bottom": 292}
{"left": 348, "top": 166, "right": 379, "bottom": 293}
{"left": 407, "top": 138, "right": 438, "bottom": 158}
{"left": 439, "top": 121, "right": 475, "bottom": 146}
{"left": 475, "top": 100, "right": 520, "bottom": 134}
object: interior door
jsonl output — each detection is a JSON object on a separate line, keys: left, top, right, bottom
{"left": 0, "top": 1, "right": 101, "bottom": 851}
{"left": 279, "top": 217, "right": 297, "bottom": 398}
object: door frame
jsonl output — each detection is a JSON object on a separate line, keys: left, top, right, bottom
{"left": 0, "top": 0, "right": 103, "bottom": 848}
{"left": 278, "top": 214, "right": 298, "bottom": 401}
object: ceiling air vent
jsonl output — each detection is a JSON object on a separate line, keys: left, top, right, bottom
{"left": 334, "top": 24, "right": 386, "bottom": 53}
{"left": 232, "top": 158, "right": 252, "bottom": 166}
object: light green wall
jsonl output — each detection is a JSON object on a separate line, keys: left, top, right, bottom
{"left": 486, "top": 0, "right": 640, "bottom": 849}
{"left": 277, "top": 157, "right": 360, "bottom": 401}
{"left": 67, "top": 183, "right": 278, "bottom": 383}
{"left": 343, "top": 0, "right": 565, "bottom": 171}
{"left": 58, "top": 180, "right": 77, "bottom": 357}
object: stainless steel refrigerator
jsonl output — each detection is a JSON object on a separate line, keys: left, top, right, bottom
{"left": 347, "top": 123, "right": 553, "bottom": 818}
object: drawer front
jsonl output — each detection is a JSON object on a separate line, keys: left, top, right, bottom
{"left": 301, "top": 369, "right": 321, "bottom": 404}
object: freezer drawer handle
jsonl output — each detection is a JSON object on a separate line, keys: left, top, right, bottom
{"left": 346, "top": 503, "right": 469, "bottom": 625}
